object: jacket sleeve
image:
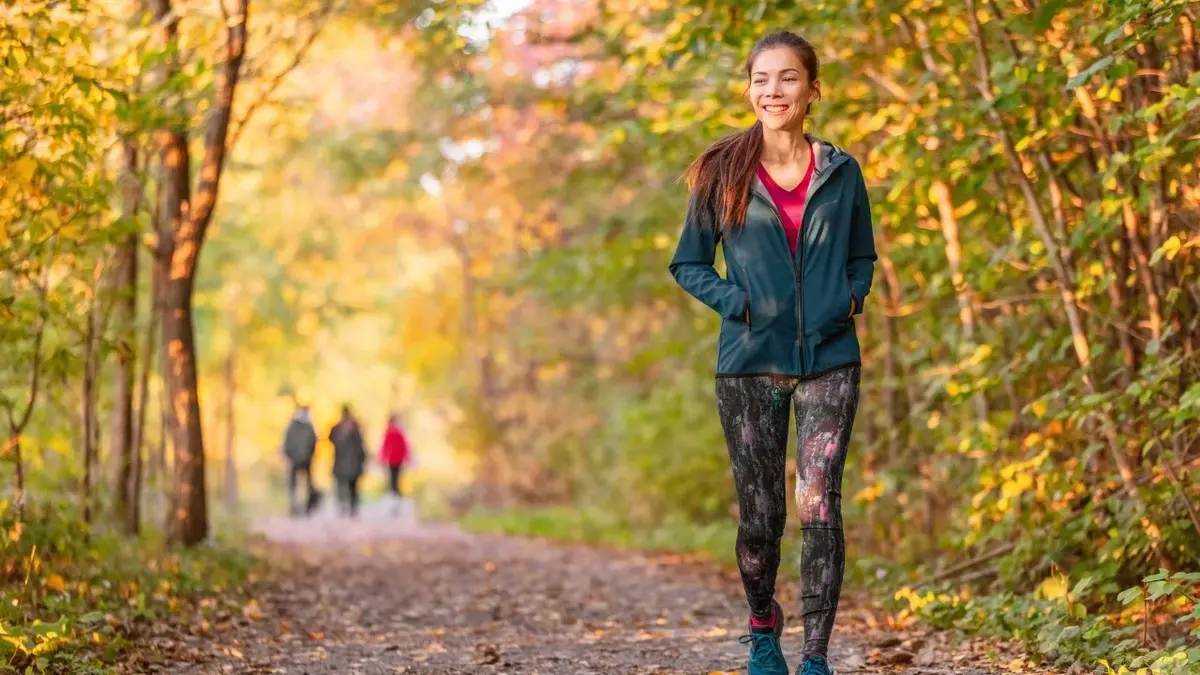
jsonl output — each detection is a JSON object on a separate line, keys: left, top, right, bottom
{"left": 668, "top": 195, "right": 749, "bottom": 321}
{"left": 847, "top": 165, "right": 878, "bottom": 315}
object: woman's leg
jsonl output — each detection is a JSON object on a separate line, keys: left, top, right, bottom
{"left": 287, "top": 464, "right": 300, "bottom": 514}
{"left": 336, "top": 479, "right": 350, "bottom": 515}
{"left": 792, "top": 365, "right": 860, "bottom": 657}
{"left": 388, "top": 465, "right": 401, "bottom": 496}
{"left": 715, "top": 375, "right": 796, "bottom": 620}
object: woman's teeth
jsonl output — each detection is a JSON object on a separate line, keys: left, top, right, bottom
{"left": 764, "top": 104, "right": 790, "bottom": 113}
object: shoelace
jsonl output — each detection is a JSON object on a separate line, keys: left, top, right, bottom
{"left": 739, "top": 632, "right": 781, "bottom": 664}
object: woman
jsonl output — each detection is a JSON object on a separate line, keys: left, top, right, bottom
{"left": 669, "top": 30, "right": 876, "bottom": 675}
{"left": 378, "top": 413, "right": 411, "bottom": 499}
{"left": 329, "top": 404, "right": 367, "bottom": 518}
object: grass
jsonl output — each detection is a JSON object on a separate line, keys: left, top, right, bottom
{"left": 1, "top": 495, "right": 259, "bottom": 675}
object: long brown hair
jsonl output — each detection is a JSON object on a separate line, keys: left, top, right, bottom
{"left": 682, "top": 31, "right": 820, "bottom": 231}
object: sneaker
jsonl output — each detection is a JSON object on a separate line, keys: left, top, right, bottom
{"left": 798, "top": 654, "right": 834, "bottom": 675}
{"left": 739, "top": 600, "right": 788, "bottom": 675}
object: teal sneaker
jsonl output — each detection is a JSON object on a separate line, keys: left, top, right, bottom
{"left": 798, "top": 654, "right": 834, "bottom": 675}
{"left": 739, "top": 600, "right": 788, "bottom": 675}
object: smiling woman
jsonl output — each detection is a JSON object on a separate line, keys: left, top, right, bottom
{"left": 669, "top": 29, "right": 877, "bottom": 675}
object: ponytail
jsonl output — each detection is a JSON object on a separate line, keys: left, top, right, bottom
{"left": 681, "top": 121, "right": 764, "bottom": 232}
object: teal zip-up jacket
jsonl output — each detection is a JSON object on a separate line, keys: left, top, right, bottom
{"left": 669, "top": 135, "right": 877, "bottom": 378}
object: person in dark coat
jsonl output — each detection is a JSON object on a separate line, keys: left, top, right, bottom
{"left": 329, "top": 404, "right": 367, "bottom": 517}
{"left": 281, "top": 403, "right": 319, "bottom": 516}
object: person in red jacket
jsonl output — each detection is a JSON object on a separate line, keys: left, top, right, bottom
{"left": 378, "top": 413, "right": 411, "bottom": 498}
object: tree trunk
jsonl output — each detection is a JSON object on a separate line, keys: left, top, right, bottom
{"left": 114, "top": 143, "right": 141, "bottom": 534}
{"left": 224, "top": 344, "right": 238, "bottom": 514}
{"left": 5, "top": 283, "right": 49, "bottom": 519}
{"left": 13, "top": 434, "right": 23, "bottom": 506}
{"left": 151, "top": 0, "right": 249, "bottom": 547}
{"left": 132, "top": 262, "right": 160, "bottom": 533}
{"left": 134, "top": 247, "right": 162, "bottom": 528}
{"left": 163, "top": 279, "right": 208, "bottom": 545}
{"left": 82, "top": 272, "right": 103, "bottom": 528}
{"left": 930, "top": 180, "right": 989, "bottom": 420}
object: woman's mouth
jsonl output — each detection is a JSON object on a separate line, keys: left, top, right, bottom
{"left": 762, "top": 104, "right": 791, "bottom": 114}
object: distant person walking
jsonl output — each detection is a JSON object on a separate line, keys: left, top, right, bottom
{"left": 669, "top": 31, "right": 877, "bottom": 675}
{"left": 281, "top": 403, "right": 319, "bottom": 517}
{"left": 379, "top": 413, "right": 411, "bottom": 498}
{"left": 329, "top": 405, "right": 367, "bottom": 518}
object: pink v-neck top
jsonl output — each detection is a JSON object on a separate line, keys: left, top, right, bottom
{"left": 756, "top": 155, "right": 814, "bottom": 255}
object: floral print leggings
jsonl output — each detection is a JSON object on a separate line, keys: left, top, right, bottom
{"left": 715, "top": 365, "right": 860, "bottom": 656}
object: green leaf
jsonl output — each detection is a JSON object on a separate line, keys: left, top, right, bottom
{"left": 1057, "top": 625, "right": 1082, "bottom": 642}
{"left": 1067, "top": 56, "right": 1114, "bottom": 90}
{"left": 78, "top": 611, "right": 105, "bottom": 625}
{"left": 1145, "top": 569, "right": 1171, "bottom": 583}
{"left": 1071, "top": 576, "right": 1095, "bottom": 597}
{"left": 1117, "top": 586, "right": 1144, "bottom": 605}
{"left": 1104, "top": 23, "right": 1129, "bottom": 45}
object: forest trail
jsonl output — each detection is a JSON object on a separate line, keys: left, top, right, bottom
{"left": 143, "top": 506, "right": 1060, "bottom": 674}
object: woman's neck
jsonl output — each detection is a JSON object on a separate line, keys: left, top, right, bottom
{"left": 760, "top": 125, "right": 810, "bottom": 164}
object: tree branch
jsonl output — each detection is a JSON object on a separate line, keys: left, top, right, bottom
{"left": 9, "top": 262, "right": 51, "bottom": 438}
{"left": 187, "top": 0, "right": 249, "bottom": 234}
{"left": 226, "top": 0, "right": 333, "bottom": 152}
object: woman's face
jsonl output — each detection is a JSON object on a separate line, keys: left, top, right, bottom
{"left": 749, "top": 47, "right": 817, "bottom": 132}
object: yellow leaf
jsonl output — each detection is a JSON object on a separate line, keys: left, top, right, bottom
{"left": 1031, "top": 400, "right": 1047, "bottom": 418}
{"left": 46, "top": 574, "right": 66, "bottom": 592}
{"left": 11, "top": 156, "right": 36, "bottom": 187}
{"left": 1037, "top": 574, "right": 1069, "bottom": 601}
{"left": 1163, "top": 234, "right": 1182, "bottom": 261}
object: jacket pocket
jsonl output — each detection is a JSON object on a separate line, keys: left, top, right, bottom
{"left": 807, "top": 274, "right": 852, "bottom": 341}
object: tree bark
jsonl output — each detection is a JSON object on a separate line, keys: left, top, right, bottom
{"left": 81, "top": 260, "right": 105, "bottom": 528}
{"left": 223, "top": 344, "right": 238, "bottom": 514}
{"left": 930, "top": 180, "right": 988, "bottom": 420}
{"left": 133, "top": 242, "right": 162, "bottom": 529}
{"left": 151, "top": 0, "right": 250, "bottom": 547}
{"left": 114, "top": 142, "right": 142, "bottom": 534}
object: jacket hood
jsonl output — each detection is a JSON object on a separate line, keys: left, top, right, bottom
{"left": 751, "top": 133, "right": 848, "bottom": 202}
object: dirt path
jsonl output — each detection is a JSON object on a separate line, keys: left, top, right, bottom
{"left": 143, "top": 508, "right": 1057, "bottom": 674}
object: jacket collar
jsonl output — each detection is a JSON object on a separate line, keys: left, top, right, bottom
{"left": 751, "top": 133, "right": 847, "bottom": 202}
